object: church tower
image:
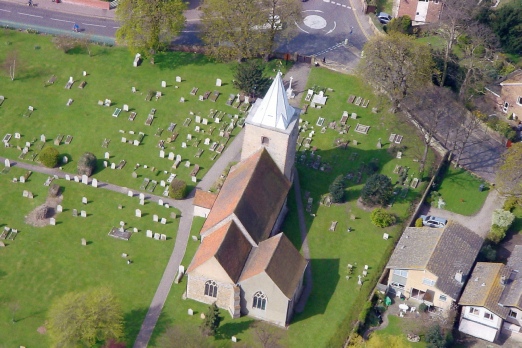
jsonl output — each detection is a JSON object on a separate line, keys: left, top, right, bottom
{"left": 241, "top": 72, "right": 300, "bottom": 180}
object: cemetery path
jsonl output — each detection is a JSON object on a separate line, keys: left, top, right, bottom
{"left": 293, "top": 169, "right": 313, "bottom": 313}
{"left": 286, "top": 63, "right": 312, "bottom": 110}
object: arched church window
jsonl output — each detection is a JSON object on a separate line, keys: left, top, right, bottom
{"left": 253, "top": 291, "right": 267, "bottom": 310}
{"left": 204, "top": 280, "right": 218, "bottom": 297}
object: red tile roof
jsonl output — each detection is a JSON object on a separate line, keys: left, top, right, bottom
{"left": 193, "top": 189, "right": 217, "bottom": 209}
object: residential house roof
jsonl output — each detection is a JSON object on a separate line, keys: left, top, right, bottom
{"left": 500, "top": 245, "right": 522, "bottom": 310}
{"left": 459, "top": 262, "right": 510, "bottom": 319}
{"left": 201, "top": 148, "right": 291, "bottom": 244}
{"left": 239, "top": 233, "right": 308, "bottom": 299}
{"left": 187, "top": 220, "right": 252, "bottom": 283}
{"left": 387, "top": 222, "right": 483, "bottom": 299}
{"left": 193, "top": 189, "right": 217, "bottom": 209}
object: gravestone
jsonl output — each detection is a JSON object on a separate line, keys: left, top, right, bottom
{"left": 65, "top": 174, "right": 71, "bottom": 181}
{"left": 195, "top": 116, "right": 201, "bottom": 123}
{"left": 182, "top": 142, "right": 187, "bottom": 148}
{"left": 121, "top": 137, "right": 127, "bottom": 143}
{"left": 383, "top": 233, "right": 389, "bottom": 240}
{"left": 161, "top": 81, "right": 167, "bottom": 88}
{"left": 160, "top": 218, "right": 167, "bottom": 224}
{"left": 185, "top": 161, "right": 191, "bottom": 167}
{"left": 160, "top": 180, "right": 165, "bottom": 187}
{"left": 154, "top": 233, "right": 160, "bottom": 240}
{"left": 103, "top": 161, "right": 108, "bottom": 168}
{"left": 158, "top": 199, "right": 164, "bottom": 206}
{"left": 82, "top": 175, "right": 88, "bottom": 184}
{"left": 81, "top": 210, "right": 87, "bottom": 218}
{"left": 350, "top": 214, "right": 356, "bottom": 220}
{"left": 81, "top": 238, "right": 87, "bottom": 246}
{"left": 82, "top": 197, "right": 88, "bottom": 205}
{"left": 232, "top": 337, "right": 237, "bottom": 343}
{"left": 120, "top": 221, "right": 125, "bottom": 227}
{"left": 135, "top": 209, "right": 141, "bottom": 218}
{"left": 0, "top": 241, "right": 5, "bottom": 247}
{"left": 377, "top": 138, "right": 382, "bottom": 149}
{"left": 139, "top": 193, "right": 145, "bottom": 200}
{"left": 161, "top": 234, "right": 167, "bottom": 240}
{"left": 133, "top": 228, "right": 138, "bottom": 232}
{"left": 57, "top": 205, "right": 63, "bottom": 213}
{"left": 118, "top": 204, "right": 123, "bottom": 209}
{"left": 204, "top": 138, "right": 210, "bottom": 145}
{"left": 105, "top": 152, "right": 110, "bottom": 159}
{"left": 111, "top": 163, "right": 116, "bottom": 169}
{"left": 28, "top": 192, "right": 33, "bottom": 199}
{"left": 200, "top": 313, "right": 205, "bottom": 319}
{"left": 23, "top": 190, "right": 28, "bottom": 197}
{"left": 202, "top": 118, "right": 208, "bottom": 125}
{"left": 153, "top": 214, "right": 159, "bottom": 222}
{"left": 159, "top": 150, "right": 165, "bottom": 158}
{"left": 164, "top": 204, "right": 170, "bottom": 209}
{"left": 216, "top": 78, "right": 222, "bottom": 87}
{"left": 188, "top": 309, "right": 193, "bottom": 316}
{"left": 62, "top": 156, "right": 68, "bottom": 164}
{"left": 72, "top": 209, "right": 78, "bottom": 217}
{"left": 146, "top": 230, "right": 153, "bottom": 238}
{"left": 132, "top": 86, "right": 136, "bottom": 93}
{"left": 91, "top": 179, "right": 98, "bottom": 188}
{"left": 74, "top": 176, "right": 80, "bottom": 182}
{"left": 123, "top": 104, "right": 129, "bottom": 112}
{"left": 168, "top": 152, "right": 174, "bottom": 160}
{"left": 50, "top": 218, "right": 56, "bottom": 226}
{"left": 179, "top": 97, "right": 185, "bottom": 103}
{"left": 132, "top": 172, "right": 138, "bottom": 179}
{"left": 19, "top": 176, "right": 25, "bottom": 183}
{"left": 128, "top": 190, "right": 133, "bottom": 197}
{"left": 192, "top": 176, "right": 197, "bottom": 183}
{"left": 139, "top": 199, "right": 144, "bottom": 205}
{"left": 187, "top": 134, "right": 192, "bottom": 140}
{"left": 176, "top": 76, "right": 181, "bottom": 83}
{"left": 14, "top": 133, "right": 20, "bottom": 139}
{"left": 4, "top": 159, "right": 10, "bottom": 168}
{"left": 171, "top": 212, "right": 177, "bottom": 219}
{"left": 40, "top": 134, "right": 46, "bottom": 142}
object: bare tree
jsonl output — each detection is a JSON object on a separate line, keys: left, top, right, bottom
{"left": 252, "top": 321, "right": 286, "bottom": 348}
{"left": 454, "top": 111, "right": 483, "bottom": 167}
{"left": 4, "top": 51, "right": 18, "bottom": 81}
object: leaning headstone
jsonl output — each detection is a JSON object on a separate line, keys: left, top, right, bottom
{"left": 81, "top": 210, "right": 87, "bottom": 218}
{"left": 153, "top": 214, "right": 159, "bottom": 222}
{"left": 4, "top": 159, "right": 10, "bottom": 168}
{"left": 57, "top": 205, "right": 63, "bottom": 213}
{"left": 216, "top": 78, "right": 222, "bottom": 87}
{"left": 135, "top": 209, "right": 141, "bottom": 218}
{"left": 50, "top": 218, "right": 56, "bottom": 226}
{"left": 81, "top": 238, "right": 87, "bottom": 246}
{"left": 91, "top": 178, "right": 98, "bottom": 188}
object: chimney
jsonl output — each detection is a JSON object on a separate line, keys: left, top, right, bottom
{"left": 500, "top": 275, "right": 507, "bottom": 285}
{"left": 455, "top": 270, "right": 463, "bottom": 283}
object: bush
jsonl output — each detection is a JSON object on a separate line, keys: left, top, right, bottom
{"left": 415, "top": 217, "right": 424, "bottom": 227}
{"left": 370, "top": 208, "right": 396, "bottom": 228}
{"left": 425, "top": 324, "right": 446, "bottom": 348}
{"left": 169, "top": 179, "right": 187, "bottom": 200}
{"left": 492, "top": 208, "right": 515, "bottom": 229}
{"left": 419, "top": 303, "right": 428, "bottom": 313}
{"left": 39, "top": 146, "right": 60, "bottom": 168}
{"left": 361, "top": 174, "right": 393, "bottom": 206}
{"left": 385, "top": 15, "right": 412, "bottom": 34}
{"left": 488, "top": 224, "right": 507, "bottom": 244}
{"left": 77, "top": 152, "right": 97, "bottom": 177}
{"left": 480, "top": 244, "right": 497, "bottom": 262}
{"left": 503, "top": 196, "right": 520, "bottom": 212}
{"left": 329, "top": 175, "right": 346, "bottom": 203}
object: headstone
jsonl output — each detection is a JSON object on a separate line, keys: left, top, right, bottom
{"left": 72, "top": 209, "right": 78, "bottom": 217}
{"left": 92, "top": 179, "right": 98, "bottom": 188}
{"left": 182, "top": 142, "right": 187, "bottom": 148}
{"left": 132, "top": 172, "right": 138, "bottom": 179}
{"left": 132, "top": 86, "right": 136, "bottom": 93}
{"left": 105, "top": 152, "right": 110, "bottom": 159}
{"left": 121, "top": 253, "right": 128, "bottom": 258}
{"left": 82, "top": 175, "right": 88, "bottom": 184}
{"left": 23, "top": 190, "right": 29, "bottom": 197}
{"left": 14, "top": 133, "right": 20, "bottom": 139}
{"left": 133, "top": 228, "right": 138, "bottom": 233}
{"left": 202, "top": 118, "right": 208, "bottom": 125}
{"left": 377, "top": 138, "right": 382, "bottom": 149}
{"left": 158, "top": 199, "right": 164, "bottom": 206}
{"left": 161, "top": 234, "right": 167, "bottom": 241}
{"left": 164, "top": 204, "right": 170, "bottom": 209}
{"left": 192, "top": 176, "right": 197, "bottom": 183}
{"left": 171, "top": 212, "right": 177, "bottom": 219}
{"left": 82, "top": 197, "right": 88, "bottom": 204}
{"left": 139, "top": 199, "right": 144, "bottom": 206}
{"left": 179, "top": 97, "right": 185, "bottom": 103}
{"left": 232, "top": 336, "right": 237, "bottom": 343}
{"left": 160, "top": 180, "right": 165, "bottom": 187}
{"left": 19, "top": 176, "right": 25, "bottom": 183}
{"left": 40, "top": 134, "right": 46, "bottom": 142}
{"left": 146, "top": 230, "right": 153, "bottom": 238}
{"left": 28, "top": 191, "right": 33, "bottom": 199}
{"left": 121, "top": 137, "right": 127, "bottom": 143}
{"left": 74, "top": 176, "right": 80, "bottom": 183}
{"left": 188, "top": 309, "right": 194, "bottom": 316}
{"left": 139, "top": 193, "right": 145, "bottom": 200}
{"left": 135, "top": 209, "right": 141, "bottom": 218}
{"left": 103, "top": 161, "right": 108, "bottom": 168}
{"left": 81, "top": 210, "right": 87, "bottom": 218}
{"left": 50, "top": 218, "right": 56, "bottom": 226}
{"left": 161, "top": 81, "right": 167, "bottom": 88}
{"left": 123, "top": 104, "right": 129, "bottom": 112}
{"left": 160, "top": 218, "right": 167, "bottom": 224}
{"left": 0, "top": 241, "right": 5, "bottom": 247}
{"left": 216, "top": 78, "right": 222, "bottom": 87}
{"left": 69, "top": 76, "right": 73, "bottom": 83}
{"left": 153, "top": 214, "right": 159, "bottom": 222}
{"left": 120, "top": 221, "right": 125, "bottom": 227}
{"left": 383, "top": 233, "right": 389, "bottom": 240}
{"left": 154, "top": 233, "right": 160, "bottom": 240}
{"left": 62, "top": 156, "right": 68, "bottom": 164}
{"left": 4, "top": 159, "right": 10, "bottom": 167}
{"left": 81, "top": 238, "right": 87, "bottom": 246}
{"left": 111, "top": 163, "right": 116, "bottom": 169}
{"left": 187, "top": 134, "right": 192, "bottom": 140}
{"left": 168, "top": 152, "right": 174, "bottom": 161}
{"left": 204, "top": 138, "right": 210, "bottom": 145}
{"left": 128, "top": 190, "right": 133, "bottom": 197}
{"left": 200, "top": 313, "right": 206, "bottom": 319}
{"left": 57, "top": 205, "right": 63, "bottom": 213}
{"left": 65, "top": 174, "right": 71, "bottom": 181}
{"left": 195, "top": 115, "right": 201, "bottom": 123}
{"left": 185, "top": 161, "right": 191, "bottom": 167}
{"left": 176, "top": 76, "right": 181, "bottom": 83}
{"left": 118, "top": 204, "right": 123, "bottom": 209}
{"left": 159, "top": 150, "right": 165, "bottom": 158}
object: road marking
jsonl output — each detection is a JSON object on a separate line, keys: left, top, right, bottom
{"left": 303, "top": 9, "right": 324, "bottom": 13}
{"left": 325, "top": 21, "right": 336, "bottom": 34}
{"left": 313, "top": 41, "right": 344, "bottom": 56}
{"left": 0, "top": 9, "right": 11, "bottom": 12}
{"left": 18, "top": 12, "right": 43, "bottom": 18}
{"left": 294, "top": 21, "right": 309, "bottom": 34}
{"left": 82, "top": 23, "right": 106, "bottom": 28}
{"left": 113, "top": 26, "right": 120, "bottom": 29}
{"left": 348, "top": 0, "right": 370, "bottom": 40}
{"left": 51, "top": 18, "right": 75, "bottom": 23}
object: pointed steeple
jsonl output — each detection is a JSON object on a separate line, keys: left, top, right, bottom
{"left": 248, "top": 72, "right": 297, "bottom": 131}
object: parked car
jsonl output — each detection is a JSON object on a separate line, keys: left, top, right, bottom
{"left": 419, "top": 215, "right": 447, "bottom": 228}
{"left": 377, "top": 12, "right": 392, "bottom": 24}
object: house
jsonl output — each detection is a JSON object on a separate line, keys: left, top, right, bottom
{"left": 458, "top": 245, "right": 522, "bottom": 342}
{"left": 485, "top": 69, "right": 522, "bottom": 119}
{"left": 193, "top": 189, "right": 217, "bottom": 218}
{"left": 186, "top": 73, "right": 308, "bottom": 327}
{"left": 385, "top": 222, "right": 483, "bottom": 311}
{"left": 394, "top": 0, "right": 442, "bottom": 25}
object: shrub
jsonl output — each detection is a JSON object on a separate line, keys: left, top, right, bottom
{"left": 415, "top": 217, "right": 424, "bottom": 227}
{"left": 39, "top": 146, "right": 60, "bottom": 168}
{"left": 370, "top": 208, "right": 396, "bottom": 228}
{"left": 492, "top": 208, "right": 515, "bottom": 229}
{"left": 169, "top": 179, "right": 187, "bottom": 200}
{"left": 419, "top": 303, "right": 428, "bottom": 313}
{"left": 480, "top": 244, "right": 497, "bottom": 262}
{"left": 77, "top": 152, "right": 97, "bottom": 177}
{"left": 503, "top": 196, "right": 520, "bottom": 212}
{"left": 329, "top": 175, "right": 346, "bottom": 203}
{"left": 361, "top": 174, "right": 393, "bottom": 206}
{"left": 425, "top": 324, "right": 446, "bottom": 348}
{"left": 385, "top": 15, "right": 412, "bottom": 34}
{"left": 488, "top": 224, "right": 507, "bottom": 244}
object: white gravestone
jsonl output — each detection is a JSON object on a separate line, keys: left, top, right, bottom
{"left": 182, "top": 142, "right": 187, "bottom": 148}
{"left": 57, "top": 205, "right": 63, "bottom": 213}
{"left": 161, "top": 81, "right": 167, "bottom": 88}
{"left": 176, "top": 76, "right": 181, "bottom": 83}
{"left": 202, "top": 118, "right": 208, "bottom": 125}
{"left": 139, "top": 193, "right": 145, "bottom": 200}
{"left": 74, "top": 176, "right": 80, "bottom": 182}
{"left": 146, "top": 230, "right": 153, "bottom": 238}
{"left": 105, "top": 152, "right": 110, "bottom": 159}
{"left": 40, "top": 134, "right": 46, "bottom": 142}
{"left": 123, "top": 104, "right": 129, "bottom": 112}
{"left": 160, "top": 218, "right": 167, "bottom": 225}
{"left": 168, "top": 152, "right": 174, "bottom": 160}
{"left": 19, "top": 176, "right": 25, "bottom": 183}
{"left": 111, "top": 163, "right": 116, "bottom": 169}
{"left": 158, "top": 199, "right": 164, "bottom": 206}
{"left": 82, "top": 197, "right": 88, "bottom": 204}
{"left": 195, "top": 116, "right": 201, "bottom": 123}
{"left": 153, "top": 214, "right": 159, "bottom": 222}
{"left": 50, "top": 218, "right": 56, "bottom": 225}
{"left": 65, "top": 174, "right": 71, "bottom": 181}
{"left": 103, "top": 161, "right": 108, "bottom": 168}
{"left": 159, "top": 150, "right": 165, "bottom": 158}
{"left": 139, "top": 199, "right": 145, "bottom": 205}
{"left": 128, "top": 190, "right": 133, "bottom": 197}
{"left": 135, "top": 209, "right": 141, "bottom": 218}
{"left": 92, "top": 178, "right": 98, "bottom": 188}
{"left": 82, "top": 175, "right": 88, "bottom": 184}
{"left": 81, "top": 210, "right": 87, "bottom": 218}
{"left": 216, "top": 78, "right": 222, "bottom": 87}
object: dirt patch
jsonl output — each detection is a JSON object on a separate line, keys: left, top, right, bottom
{"left": 37, "top": 325, "right": 47, "bottom": 334}
{"left": 25, "top": 194, "right": 63, "bottom": 227}
{"left": 356, "top": 198, "right": 380, "bottom": 212}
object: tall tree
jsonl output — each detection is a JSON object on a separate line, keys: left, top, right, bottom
{"left": 47, "top": 287, "right": 123, "bottom": 347}
{"left": 200, "top": 303, "right": 222, "bottom": 336}
{"left": 496, "top": 142, "right": 522, "bottom": 196}
{"left": 116, "top": 0, "right": 186, "bottom": 55}
{"left": 487, "top": 0, "right": 522, "bottom": 55}
{"left": 358, "top": 33, "right": 433, "bottom": 112}
{"left": 261, "top": 0, "right": 301, "bottom": 56}
{"left": 233, "top": 60, "right": 271, "bottom": 97}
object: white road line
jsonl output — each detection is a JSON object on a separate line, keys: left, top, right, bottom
{"left": 18, "top": 12, "right": 43, "bottom": 18}
{"left": 342, "top": 4, "right": 347, "bottom": 7}
{"left": 325, "top": 21, "right": 336, "bottom": 34}
{"left": 303, "top": 9, "right": 324, "bottom": 13}
{"left": 113, "top": 26, "right": 120, "bottom": 29}
{"left": 51, "top": 18, "right": 75, "bottom": 23}
{"left": 82, "top": 23, "right": 106, "bottom": 27}
{"left": 0, "top": 9, "right": 11, "bottom": 12}
{"left": 294, "top": 21, "right": 309, "bottom": 34}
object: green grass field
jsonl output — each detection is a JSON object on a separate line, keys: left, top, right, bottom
{"left": 435, "top": 166, "right": 488, "bottom": 216}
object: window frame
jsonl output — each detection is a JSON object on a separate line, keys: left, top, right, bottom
{"left": 393, "top": 269, "right": 408, "bottom": 277}
{"left": 422, "top": 278, "right": 436, "bottom": 287}
{"left": 509, "top": 309, "right": 517, "bottom": 319}
{"left": 484, "top": 312, "right": 494, "bottom": 320}
{"left": 261, "top": 136, "right": 270, "bottom": 146}
{"left": 469, "top": 307, "right": 479, "bottom": 316}
{"left": 439, "top": 294, "right": 447, "bottom": 302}
{"left": 253, "top": 291, "right": 267, "bottom": 310}
{"left": 204, "top": 280, "right": 218, "bottom": 298}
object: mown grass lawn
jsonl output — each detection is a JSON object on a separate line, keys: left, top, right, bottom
{"left": 0, "top": 169, "right": 180, "bottom": 347}
{"left": 435, "top": 166, "right": 489, "bottom": 216}
{"left": 373, "top": 315, "right": 428, "bottom": 347}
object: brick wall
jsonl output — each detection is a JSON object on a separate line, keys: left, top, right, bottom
{"left": 187, "top": 274, "right": 235, "bottom": 312}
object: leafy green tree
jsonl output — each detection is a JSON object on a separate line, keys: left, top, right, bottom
{"left": 492, "top": 208, "right": 515, "bottom": 229}
{"left": 358, "top": 32, "right": 433, "bottom": 111}
{"left": 425, "top": 324, "right": 447, "bottom": 348}
{"left": 495, "top": 132, "right": 522, "bottom": 196}
{"left": 487, "top": 0, "right": 522, "bottom": 55}
{"left": 116, "top": 0, "right": 186, "bottom": 55}
{"left": 261, "top": 0, "right": 301, "bottom": 55}
{"left": 361, "top": 174, "right": 393, "bottom": 207}
{"left": 385, "top": 16, "right": 412, "bottom": 34}
{"left": 370, "top": 208, "right": 396, "bottom": 228}
{"left": 77, "top": 152, "right": 97, "bottom": 177}
{"left": 329, "top": 175, "right": 346, "bottom": 203}
{"left": 233, "top": 60, "right": 271, "bottom": 98}
{"left": 200, "top": 303, "right": 222, "bottom": 336}
{"left": 39, "top": 146, "right": 60, "bottom": 168}
{"left": 488, "top": 224, "right": 507, "bottom": 244}
{"left": 479, "top": 244, "right": 497, "bottom": 262}
{"left": 48, "top": 287, "right": 123, "bottom": 347}
{"left": 169, "top": 178, "right": 187, "bottom": 200}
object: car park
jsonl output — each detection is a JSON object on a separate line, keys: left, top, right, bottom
{"left": 419, "top": 215, "right": 447, "bottom": 228}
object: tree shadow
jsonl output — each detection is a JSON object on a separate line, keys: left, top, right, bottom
{"left": 154, "top": 52, "right": 214, "bottom": 71}
{"left": 124, "top": 306, "right": 172, "bottom": 347}
{"left": 216, "top": 319, "right": 255, "bottom": 340}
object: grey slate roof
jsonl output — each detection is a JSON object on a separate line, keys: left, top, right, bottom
{"left": 500, "top": 245, "right": 522, "bottom": 310}
{"left": 387, "top": 222, "right": 483, "bottom": 299}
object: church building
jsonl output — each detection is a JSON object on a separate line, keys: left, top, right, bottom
{"left": 186, "top": 73, "right": 308, "bottom": 327}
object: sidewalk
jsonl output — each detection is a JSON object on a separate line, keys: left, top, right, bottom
{"left": 347, "top": 0, "right": 376, "bottom": 41}
{"left": 1, "top": 0, "right": 116, "bottom": 19}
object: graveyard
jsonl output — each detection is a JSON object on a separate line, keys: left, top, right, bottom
{"left": 0, "top": 30, "right": 439, "bottom": 347}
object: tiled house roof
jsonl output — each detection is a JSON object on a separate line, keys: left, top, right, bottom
{"left": 500, "top": 246, "right": 522, "bottom": 310}
{"left": 193, "top": 189, "right": 218, "bottom": 209}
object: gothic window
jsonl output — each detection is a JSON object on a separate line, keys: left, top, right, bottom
{"left": 253, "top": 291, "right": 267, "bottom": 310}
{"left": 204, "top": 280, "right": 217, "bottom": 298}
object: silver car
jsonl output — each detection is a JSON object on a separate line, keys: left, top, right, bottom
{"left": 420, "top": 215, "right": 447, "bottom": 228}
